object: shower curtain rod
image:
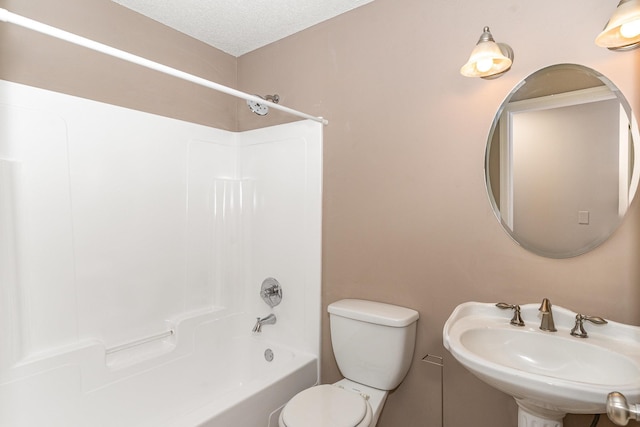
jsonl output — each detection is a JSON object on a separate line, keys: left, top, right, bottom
{"left": 0, "top": 8, "right": 328, "bottom": 126}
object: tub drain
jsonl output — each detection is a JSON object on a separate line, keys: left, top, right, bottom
{"left": 264, "top": 348, "right": 274, "bottom": 362}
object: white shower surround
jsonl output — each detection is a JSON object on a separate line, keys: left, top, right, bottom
{"left": 0, "top": 80, "right": 322, "bottom": 426}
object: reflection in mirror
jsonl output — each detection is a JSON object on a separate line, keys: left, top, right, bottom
{"left": 485, "top": 64, "right": 640, "bottom": 258}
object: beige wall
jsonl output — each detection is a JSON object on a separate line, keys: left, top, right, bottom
{"left": 0, "top": 0, "right": 237, "bottom": 130}
{"left": 1, "top": 0, "right": 640, "bottom": 426}
{"left": 238, "top": 1, "right": 640, "bottom": 427}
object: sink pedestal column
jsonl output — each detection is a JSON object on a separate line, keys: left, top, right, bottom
{"left": 517, "top": 400, "right": 565, "bottom": 427}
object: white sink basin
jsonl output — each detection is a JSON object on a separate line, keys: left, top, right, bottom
{"left": 443, "top": 302, "right": 640, "bottom": 425}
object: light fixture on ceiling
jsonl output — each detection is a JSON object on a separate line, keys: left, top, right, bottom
{"left": 460, "top": 27, "right": 514, "bottom": 79}
{"left": 596, "top": 0, "right": 640, "bottom": 50}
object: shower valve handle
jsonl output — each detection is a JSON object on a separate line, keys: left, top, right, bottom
{"left": 260, "top": 278, "right": 282, "bottom": 307}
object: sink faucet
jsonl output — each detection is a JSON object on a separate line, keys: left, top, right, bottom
{"left": 252, "top": 313, "right": 276, "bottom": 333}
{"left": 539, "top": 298, "right": 557, "bottom": 332}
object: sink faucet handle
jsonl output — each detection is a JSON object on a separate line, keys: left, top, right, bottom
{"left": 570, "top": 313, "right": 608, "bottom": 338}
{"left": 495, "top": 303, "right": 525, "bottom": 327}
{"left": 582, "top": 314, "right": 607, "bottom": 324}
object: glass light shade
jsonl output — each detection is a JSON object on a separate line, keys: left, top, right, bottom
{"left": 595, "top": 0, "right": 640, "bottom": 50}
{"left": 460, "top": 40, "right": 513, "bottom": 78}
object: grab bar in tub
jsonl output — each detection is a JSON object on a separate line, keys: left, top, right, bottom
{"left": 105, "top": 329, "right": 175, "bottom": 355}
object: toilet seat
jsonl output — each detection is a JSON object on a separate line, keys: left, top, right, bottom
{"left": 280, "top": 384, "right": 373, "bottom": 427}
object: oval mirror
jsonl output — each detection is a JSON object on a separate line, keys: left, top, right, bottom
{"left": 485, "top": 64, "right": 640, "bottom": 258}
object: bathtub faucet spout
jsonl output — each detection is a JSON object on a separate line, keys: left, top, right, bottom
{"left": 252, "top": 314, "right": 277, "bottom": 333}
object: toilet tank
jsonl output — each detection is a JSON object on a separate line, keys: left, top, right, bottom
{"left": 328, "top": 299, "right": 419, "bottom": 390}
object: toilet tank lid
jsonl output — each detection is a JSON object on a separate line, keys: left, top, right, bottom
{"left": 328, "top": 299, "right": 419, "bottom": 327}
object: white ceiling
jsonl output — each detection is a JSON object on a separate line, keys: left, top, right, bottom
{"left": 112, "top": 0, "right": 375, "bottom": 57}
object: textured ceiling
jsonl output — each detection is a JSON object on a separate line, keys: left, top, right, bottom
{"left": 112, "top": 0, "right": 375, "bottom": 57}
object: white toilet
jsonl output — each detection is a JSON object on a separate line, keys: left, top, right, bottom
{"left": 279, "top": 299, "right": 420, "bottom": 427}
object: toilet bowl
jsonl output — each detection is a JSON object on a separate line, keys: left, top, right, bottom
{"left": 278, "top": 299, "right": 419, "bottom": 427}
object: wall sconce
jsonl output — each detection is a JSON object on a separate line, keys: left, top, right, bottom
{"left": 460, "top": 27, "right": 514, "bottom": 79}
{"left": 596, "top": 0, "right": 640, "bottom": 50}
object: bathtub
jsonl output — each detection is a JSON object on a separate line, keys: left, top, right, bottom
{"left": 0, "top": 310, "right": 318, "bottom": 427}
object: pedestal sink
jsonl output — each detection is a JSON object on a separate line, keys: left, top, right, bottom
{"left": 443, "top": 302, "right": 640, "bottom": 427}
